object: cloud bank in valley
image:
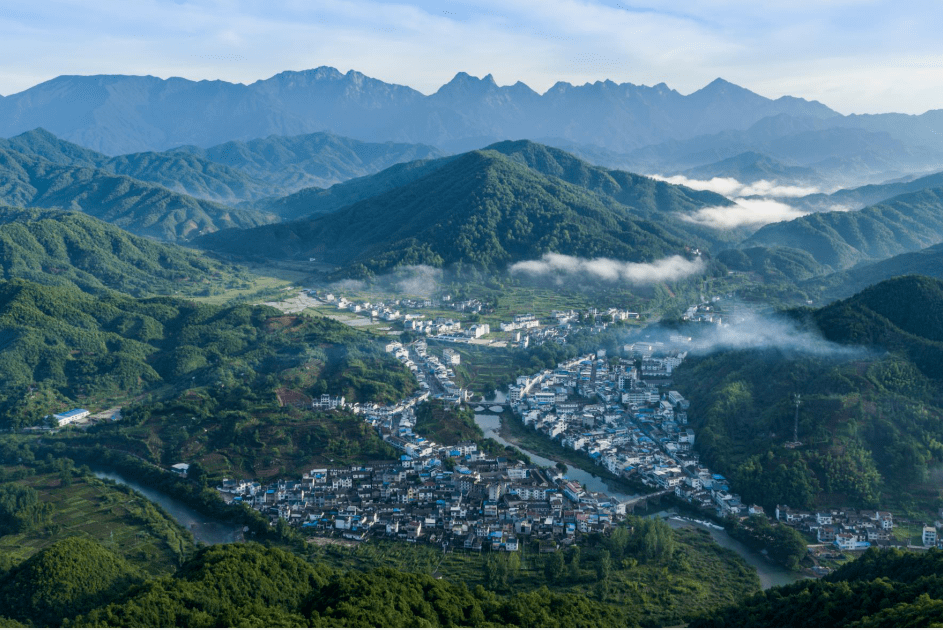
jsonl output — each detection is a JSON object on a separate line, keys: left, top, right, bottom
{"left": 679, "top": 198, "right": 808, "bottom": 229}
{"left": 686, "top": 310, "right": 865, "bottom": 358}
{"left": 509, "top": 254, "right": 705, "bottom": 284}
{"left": 650, "top": 174, "right": 816, "bottom": 229}
{"left": 656, "top": 174, "right": 821, "bottom": 198}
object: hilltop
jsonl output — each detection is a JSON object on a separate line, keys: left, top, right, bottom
{"left": 1, "top": 128, "right": 439, "bottom": 205}
{"left": 0, "top": 207, "right": 248, "bottom": 297}
{"left": 197, "top": 141, "right": 737, "bottom": 275}
{"left": 742, "top": 187, "right": 943, "bottom": 271}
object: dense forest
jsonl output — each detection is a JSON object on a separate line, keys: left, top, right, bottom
{"left": 0, "top": 147, "right": 274, "bottom": 241}
{"left": 4, "top": 532, "right": 941, "bottom": 627}
{"left": 0, "top": 279, "right": 415, "bottom": 430}
{"left": 698, "top": 547, "right": 943, "bottom": 627}
{"left": 197, "top": 142, "right": 744, "bottom": 277}
{"left": 673, "top": 276, "right": 943, "bottom": 511}
{"left": 0, "top": 520, "right": 760, "bottom": 628}
{"left": 0, "top": 207, "right": 251, "bottom": 297}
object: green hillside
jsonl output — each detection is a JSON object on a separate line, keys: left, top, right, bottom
{"left": 0, "top": 147, "right": 275, "bottom": 241}
{"left": 0, "top": 279, "right": 415, "bottom": 430}
{"left": 258, "top": 139, "right": 740, "bottom": 248}
{"left": 0, "top": 537, "right": 141, "bottom": 627}
{"left": 744, "top": 187, "right": 943, "bottom": 271}
{"left": 199, "top": 147, "right": 719, "bottom": 276}
{"left": 54, "top": 519, "right": 757, "bottom": 627}
{"left": 0, "top": 128, "right": 106, "bottom": 167}
{"left": 0, "top": 207, "right": 249, "bottom": 297}
{"left": 804, "top": 241, "right": 943, "bottom": 301}
{"left": 717, "top": 245, "right": 828, "bottom": 283}
{"left": 798, "top": 168, "right": 943, "bottom": 212}
{"left": 698, "top": 547, "right": 943, "bottom": 627}
{"left": 1, "top": 128, "right": 278, "bottom": 203}
{"left": 673, "top": 276, "right": 943, "bottom": 511}
{"left": 103, "top": 151, "right": 277, "bottom": 204}
{"left": 257, "top": 157, "right": 453, "bottom": 220}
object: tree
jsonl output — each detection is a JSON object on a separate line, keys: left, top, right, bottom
{"left": 568, "top": 546, "right": 581, "bottom": 581}
{"left": 596, "top": 549, "right": 611, "bottom": 583}
{"left": 544, "top": 551, "right": 565, "bottom": 584}
{"left": 188, "top": 462, "right": 208, "bottom": 488}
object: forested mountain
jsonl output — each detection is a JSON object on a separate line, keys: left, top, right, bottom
{"left": 742, "top": 187, "right": 943, "bottom": 271}
{"left": 257, "top": 139, "right": 737, "bottom": 232}
{"left": 0, "top": 208, "right": 248, "bottom": 297}
{"left": 681, "top": 151, "right": 823, "bottom": 185}
{"left": 0, "top": 148, "right": 274, "bottom": 241}
{"left": 256, "top": 157, "right": 454, "bottom": 221}
{"left": 623, "top": 114, "right": 943, "bottom": 186}
{"left": 698, "top": 547, "right": 943, "bottom": 627}
{"left": 0, "top": 537, "right": 141, "bottom": 627}
{"left": 2, "top": 128, "right": 440, "bottom": 205}
{"left": 6, "top": 521, "right": 757, "bottom": 628}
{"left": 673, "top": 275, "right": 943, "bottom": 512}
{"left": 716, "top": 246, "right": 828, "bottom": 283}
{"left": 0, "top": 279, "right": 415, "bottom": 429}
{"left": 197, "top": 146, "right": 726, "bottom": 275}
{"left": 794, "top": 168, "right": 943, "bottom": 212}
{"left": 804, "top": 241, "right": 943, "bottom": 301}
{"left": 172, "top": 132, "right": 442, "bottom": 195}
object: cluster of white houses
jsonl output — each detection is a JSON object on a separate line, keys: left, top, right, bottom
{"left": 219, "top": 454, "right": 631, "bottom": 549}
{"left": 502, "top": 350, "right": 753, "bottom": 520}
{"left": 219, "top": 366, "right": 633, "bottom": 547}
{"left": 384, "top": 340, "right": 469, "bottom": 404}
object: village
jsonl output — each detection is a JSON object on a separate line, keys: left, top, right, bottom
{"left": 310, "top": 288, "right": 640, "bottom": 350}
{"left": 215, "top": 300, "right": 937, "bottom": 558}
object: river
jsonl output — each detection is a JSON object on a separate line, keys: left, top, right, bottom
{"left": 474, "top": 398, "right": 805, "bottom": 589}
{"left": 94, "top": 471, "right": 243, "bottom": 545}
{"left": 474, "top": 413, "right": 641, "bottom": 502}
{"left": 663, "top": 514, "right": 806, "bottom": 589}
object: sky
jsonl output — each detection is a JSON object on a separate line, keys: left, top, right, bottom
{"left": 1, "top": 0, "right": 941, "bottom": 114}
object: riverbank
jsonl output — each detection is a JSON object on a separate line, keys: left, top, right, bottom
{"left": 474, "top": 409, "right": 806, "bottom": 590}
{"left": 663, "top": 514, "right": 807, "bottom": 589}
{"left": 497, "top": 409, "right": 655, "bottom": 496}
{"left": 94, "top": 471, "right": 244, "bottom": 546}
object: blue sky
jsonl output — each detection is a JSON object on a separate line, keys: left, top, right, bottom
{"left": 1, "top": 0, "right": 941, "bottom": 114}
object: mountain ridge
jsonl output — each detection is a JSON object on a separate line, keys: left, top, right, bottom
{"left": 0, "top": 68, "right": 842, "bottom": 155}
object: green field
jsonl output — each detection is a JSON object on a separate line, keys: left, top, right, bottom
{"left": 187, "top": 260, "right": 316, "bottom": 305}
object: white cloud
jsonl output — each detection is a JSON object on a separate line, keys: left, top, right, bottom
{"left": 687, "top": 309, "right": 864, "bottom": 358}
{"left": 653, "top": 174, "right": 820, "bottom": 198}
{"left": 649, "top": 174, "right": 815, "bottom": 229}
{"left": 680, "top": 198, "right": 808, "bottom": 229}
{"left": 509, "top": 253, "right": 705, "bottom": 284}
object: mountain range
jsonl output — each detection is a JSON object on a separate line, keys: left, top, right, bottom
{"left": 0, "top": 128, "right": 441, "bottom": 204}
{"left": 4, "top": 68, "right": 943, "bottom": 189}
{"left": 0, "top": 146, "right": 276, "bottom": 241}
{"left": 196, "top": 141, "right": 738, "bottom": 274}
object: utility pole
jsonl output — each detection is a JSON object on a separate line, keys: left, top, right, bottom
{"left": 786, "top": 394, "right": 802, "bottom": 448}
{"left": 793, "top": 394, "right": 801, "bottom": 443}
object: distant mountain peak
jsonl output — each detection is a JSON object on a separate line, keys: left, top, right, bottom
{"left": 12, "top": 127, "right": 59, "bottom": 141}
{"left": 434, "top": 72, "right": 500, "bottom": 98}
